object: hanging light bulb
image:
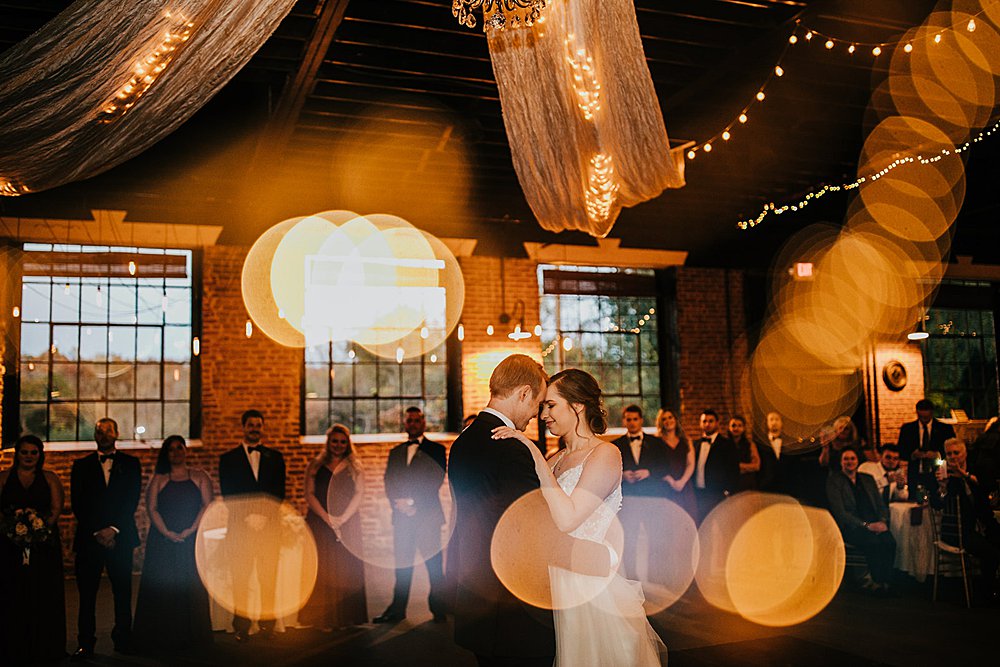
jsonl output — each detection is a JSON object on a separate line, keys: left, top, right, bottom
{"left": 457, "top": 323, "right": 465, "bottom": 341}
{"left": 824, "top": 40, "right": 834, "bottom": 49}
{"left": 96, "top": 286, "right": 103, "bottom": 308}
{"left": 173, "top": 368, "right": 181, "bottom": 381}
{"left": 245, "top": 320, "right": 253, "bottom": 338}
{"left": 396, "top": 346, "right": 405, "bottom": 364}
{"left": 534, "top": 324, "right": 542, "bottom": 337}
{"left": 872, "top": 46, "right": 882, "bottom": 56}
{"left": 848, "top": 44, "right": 856, "bottom": 54}
{"left": 562, "top": 336, "right": 573, "bottom": 352}
{"left": 128, "top": 260, "right": 136, "bottom": 276}
{"left": 486, "top": 324, "right": 495, "bottom": 336}
{"left": 161, "top": 293, "right": 168, "bottom": 312}
{"left": 967, "top": 18, "right": 976, "bottom": 32}
{"left": 903, "top": 43, "right": 913, "bottom": 53}
{"left": 933, "top": 33, "right": 942, "bottom": 44}
{"left": 12, "top": 305, "right": 20, "bottom": 318}
{"left": 722, "top": 130, "right": 731, "bottom": 141}
{"left": 788, "top": 34, "right": 798, "bottom": 44}
{"left": 348, "top": 348, "right": 356, "bottom": 360}
{"left": 192, "top": 337, "right": 200, "bottom": 356}
{"left": 420, "top": 326, "right": 430, "bottom": 339}
{"left": 703, "top": 143, "right": 713, "bottom": 152}
{"left": 804, "top": 31, "right": 813, "bottom": 41}
{"left": 64, "top": 283, "right": 71, "bottom": 295}
{"left": 774, "top": 65, "right": 784, "bottom": 77}
{"left": 687, "top": 150, "right": 696, "bottom": 160}
{"left": 738, "top": 113, "right": 748, "bottom": 124}
{"left": 430, "top": 354, "right": 438, "bottom": 363}
{"left": 756, "top": 91, "right": 766, "bottom": 101}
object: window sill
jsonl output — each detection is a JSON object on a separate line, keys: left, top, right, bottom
{"left": 4, "top": 439, "right": 204, "bottom": 453}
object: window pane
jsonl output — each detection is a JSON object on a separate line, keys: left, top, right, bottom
{"left": 20, "top": 323, "right": 49, "bottom": 360}
{"left": 136, "top": 364, "right": 161, "bottom": 400}
{"left": 330, "top": 400, "right": 353, "bottom": 428}
{"left": 107, "top": 402, "right": 134, "bottom": 439}
{"left": 109, "top": 281, "right": 137, "bottom": 324}
{"left": 80, "top": 281, "right": 108, "bottom": 323}
{"left": 354, "top": 399, "right": 377, "bottom": 433}
{"left": 560, "top": 297, "right": 581, "bottom": 331}
{"left": 51, "top": 281, "right": 81, "bottom": 322}
{"left": 331, "top": 364, "right": 353, "bottom": 397}
{"left": 378, "top": 364, "right": 400, "bottom": 398}
{"left": 136, "top": 402, "right": 162, "bottom": 440}
{"left": 52, "top": 324, "right": 79, "bottom": 361}
{"left": 164, "top": 364, "right": 190, "bottom": 400}
{"left": 107, "top": 364, "right": 135, "bottom": 400}
{"left": 401, "top": 363, "right": 423, "bottom": 397}
{"left": 305, "top": 343, "right": 329, "bottom": 364}
{"left": 21, "top": 282, "right": 50, "bottom": 322}
{"left": 108, "top": 327, "right": 136, "bottom": 362}
{"left": 379, "top": 401, "right": 402, "bottom": 432}
{"left": 424, "top": 398, "right": 446, "bottom": 431}
{"left": 137, "top": 327, "right": 162, "bottom": 362}
{"left": 78, "top": 363, "right": 105, "bottom": 400}
{"left": 49, "top": 404, "right": 77, "bottom": 439}
{"left": 355, "top": 364, "right": 376, "bottom": 398}
{"left": 138, "top": 286, "right": 165, "bottom": 325}
{"left": 80, "top": 326, "right": 108, "bottom": 361}
{"left": 163, "top": 326, "right": 191, "bottom": 362}
{"left": 306, "top": 364, "right": 330, "bottom": 400}
{"left": 164, "top": 287, "right": 191, "bottom": 325}
{"left": 163, "top": 403, "right": 189, "bottom": 438}
{"left": 305, "top": 400, "right": 330, "bottom": 436}
{"left": 21, "top": 403, "right": 47, "bottom": 439}
{"left": 77, "top": 402, "right": 104, "bottom": 440}
{"left": 51, "top": 363, "right": 78, "bottom": 401}
{"left": 20, "top": 363, "right": 47, "bottom": 401}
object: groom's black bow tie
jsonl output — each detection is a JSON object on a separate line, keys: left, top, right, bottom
{"left": 406, "top": 439, "right": 420, "bottom": 446}
{"left": 246, "top": 445, "right": 263, "bottom": 454}
{"left": 99, "top": 452, "right": 116, "bottom": 464}
{"left": 629, "top": 435, "right": 642, "bottom": 442}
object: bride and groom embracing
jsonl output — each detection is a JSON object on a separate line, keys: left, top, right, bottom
{"left": 449, "top": 354, "right": 667, "bottom": 667}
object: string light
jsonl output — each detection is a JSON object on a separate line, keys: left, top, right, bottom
{"left": 738, "top": 117, "right": 1000, "bottom": 230}
{"left": 457, "top": 323, "right": 465, "bottom": 341}
{"left": 128, "top": 260, "right": 136, "bottom": 276}
{"left": 396, "top": 346, "right": 405, "bottom": 364}
{"left": 245, "top": 320, "right": 253, "bottom": 338}
{"left": 192, "top": 336, "right": 200, "bottom": 356}
{"left": 12, "top": 305, "right": 20, "bottom": 318}
{"left": 486, "top": 324, "right": 494, "bottom": 336}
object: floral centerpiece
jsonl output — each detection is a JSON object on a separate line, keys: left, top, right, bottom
{"left": 2, "top": 507, "right": 52, "bottom": 565}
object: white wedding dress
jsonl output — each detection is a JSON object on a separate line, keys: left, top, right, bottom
{"left": 549, "top": 452, "right": 668, "bottom": 666}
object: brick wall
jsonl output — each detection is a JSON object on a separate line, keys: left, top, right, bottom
{"left": 674, "top": 267, "right": 750, "bottom": 437}
{"left": 872, "top": 341, "right": 925, "bottom": 445}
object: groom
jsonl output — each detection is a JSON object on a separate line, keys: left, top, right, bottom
{"left": 448, "top": 354, "right": 553, "bottom": 666}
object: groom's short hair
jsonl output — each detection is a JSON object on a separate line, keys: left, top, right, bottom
{"left": 490, "top": 354, "right": 547, "bottom": 399}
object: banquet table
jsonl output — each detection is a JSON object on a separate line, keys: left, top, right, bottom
{"left": 889, "top": 502, "right": 937, "bottom": 583}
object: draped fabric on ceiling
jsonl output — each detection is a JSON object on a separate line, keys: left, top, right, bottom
{"left": 486, "top": 0, "right": 685, "bottom": 237}
{"left": 0, "top": 0, "right": 298, "bottom": 196}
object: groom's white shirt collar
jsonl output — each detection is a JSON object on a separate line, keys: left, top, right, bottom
{"left": 482, "top": 407, "right": 515, "bottom": 429}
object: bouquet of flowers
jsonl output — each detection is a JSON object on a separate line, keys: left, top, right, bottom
{"left": 2, "top": 507, "right": 52, "bottom": 565}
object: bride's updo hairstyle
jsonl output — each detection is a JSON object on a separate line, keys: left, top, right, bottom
{"left": 548, "top": 368, "right": 608, "bottom": 435}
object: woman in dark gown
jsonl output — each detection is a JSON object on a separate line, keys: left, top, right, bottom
{"left": 0, "top": 435, "right": 66, "bottom": 664}
{"left": 729, "top": 415, "right": 760, "bottom": 492}
{"left": 300, "top": 423, "right": 367, "bottom": 630}
{"left": 655, "top": 408, "right": 697, "bottom": 518}
{"left": 133, "top": 435, "right": 213, "bottom": 652}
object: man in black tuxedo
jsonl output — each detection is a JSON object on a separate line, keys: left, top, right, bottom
{"left": 374, "top": 406, "right": 448, "bottom": 624}
{"left": 448, "top": 354, "right": 555, "bottom": 667}
{"left": 70, "top": 417, "right": 142, "bottom": 660}
{"left": 218, "top": 409, "right": 286, "bottom": 642}
{"left": 612, "top": 404, "right": 670, "bottom": 581}
{"left": 898, "top": 398, "right": 956, "bottom": 492}
{"left": 754, "top": 411, "right": 792, "bottom": 492}
{"left": 692, "top": 409, "right": 739, "bottom": 522}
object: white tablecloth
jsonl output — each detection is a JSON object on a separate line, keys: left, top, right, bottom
{"left": 889, "top": 502, "right": 936, "bottom": 583}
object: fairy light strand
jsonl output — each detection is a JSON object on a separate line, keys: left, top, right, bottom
{"left": 737, "top": 117, "right": 1000, "bottom": 230}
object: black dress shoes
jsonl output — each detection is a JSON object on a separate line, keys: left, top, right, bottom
{"left": 234, "top": 630, "right": 250, "bottom": 643}
{"left": 372, "top": 610, "right": 405, "bottom": 624}
{"left": 70, "top": 647, "right": 94, "bottom": 662}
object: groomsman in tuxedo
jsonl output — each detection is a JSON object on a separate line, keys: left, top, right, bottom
{"left": 218, "top": 409, "right": 286, "bottom": 642}
{"left": 693, "top": 409, "right": 739, "bottom": 521}
{"left": 71, "top": 418, "right": 142, "bottom": 660}
{"left": 897, "top": 398, "right": 955, "bottom": 492}
{"left": 612, "top": 404, "right": 670, "bottom": 581}
{"left": 374, "top": 406, "right": 448, "bottom": 623}
{"left": 754, "top": 411, "right": 790, "bottom": 492}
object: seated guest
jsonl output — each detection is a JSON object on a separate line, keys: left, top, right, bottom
{"left": 936, "top": 438, "right": 1000, "bottom": 601}
{"left": 655, "top": 408, "right": 696, "bottom": 519}
{"left": 969, "top": 416, "right": 999, "bottom": 492}
{"left": 898, "top": 398, "right": 955, "bottom": 493}
{"left": 820, "top": 416, "right": 867, "bottom": 471}
{"left": 133, "top": 435, "right": 213, "bottom": 652}
{"left": 0, "top": 435, "right": 67, "bottom": 664}
{"left": 729, "top": 415, "right": 760, "bottom": 492}
{"left": 826, "top": 447, "right": 896, "bottom": 594}
{"left": 858, "top": 444, "right": 909, "bottom": 504}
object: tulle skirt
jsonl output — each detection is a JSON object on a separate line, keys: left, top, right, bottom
{"left": 550, "top": 564, "right": 667, "bottom": 666}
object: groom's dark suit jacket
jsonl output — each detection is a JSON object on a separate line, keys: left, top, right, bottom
{"left": 447, "top": 411, "right": 555, "bottom": 659}
{"left": 71, "top": 451, "right": 142, "bottom": 551}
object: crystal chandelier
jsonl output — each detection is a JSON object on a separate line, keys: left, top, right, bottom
{"left": 452, "top": 0, "right": 550, "bottom": 32}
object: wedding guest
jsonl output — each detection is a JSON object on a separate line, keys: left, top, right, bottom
{"left": 0, "top": 435, "right": 66, "bottom": 663}
{"left": 819, "top": 416, "right": 867, "bottom": 471}
{"left": 374, "top": 406, "right": 448, "bottom": 623}
{"left": 655, "top": 408, "right": 696, "bottom": 518}
{"left": 858, "top": 444, "right": 909, "bottom": 504}
{"left": 969, "top": 416, "right": 999, "bottom": 491}
{"left": 693, "top": 409, "right": 739, "bottom": 521}
{"left": 301, "top": 424, "right": 367, "bottom": 630}
{"left": 826, "top": 448, "right": 895, "bottom": 594}
{"left": 613, "top": 405, "right": 670, "bottom": 580}
{"left": 898, "top": 399, "right": 955, "bottom": 492}
{"left": 71, "top": 417, "right": 142, "bottom": 659}
{"left": 754, "top": 411, "right": 790, "bottom": 492}
{"left": 133, "top": 435, "right": 213, "bottom": 651}
{"left": 729, "top": 415, "right": 760, "bottom": 492}
{"left": 218, "top": 409, "right": 286, "bottom": 642}
{"left": 936, "top": 438, "right": 1000, "bottom": 601}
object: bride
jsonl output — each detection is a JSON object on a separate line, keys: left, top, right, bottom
{"left": 492, "top": 368, "right": 668, "bottom": 666}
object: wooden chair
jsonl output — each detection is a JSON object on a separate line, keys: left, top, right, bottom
{"left": 930, "top": 493, "right": 972, "bottom": 607}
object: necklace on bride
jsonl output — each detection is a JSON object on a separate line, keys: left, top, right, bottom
{"left": 552, "top": 439, "right": 601, "bottom": 477}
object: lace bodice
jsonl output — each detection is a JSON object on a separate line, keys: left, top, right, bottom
{"left": 555, "top": 453, "right": 623, "bottom": 543}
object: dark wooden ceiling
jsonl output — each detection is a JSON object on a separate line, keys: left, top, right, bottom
{"left": 2, "top": 0, "right": 997, "bottom": 265}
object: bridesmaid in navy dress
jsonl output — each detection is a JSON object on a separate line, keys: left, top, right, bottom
{"left": 132, "top": 435, "right": 213, "bottom": 652}
{"left": 300, "top": 423, "right": 368, "bottom": 630}
{"left": 0, "top": 435, "right": 66, "bottom": 663}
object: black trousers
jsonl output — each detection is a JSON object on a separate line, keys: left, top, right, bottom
{"left": 228, "top": 525, "right": 280, "bottom": 633}
{"left": 845, "top": 527, "right": 896, "bottom": 584}
{"left": 75, "top": 541, "right": 134, "bottom": 650}
{"left": 388, "top": 516, "right": 445, "bottom": 615}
